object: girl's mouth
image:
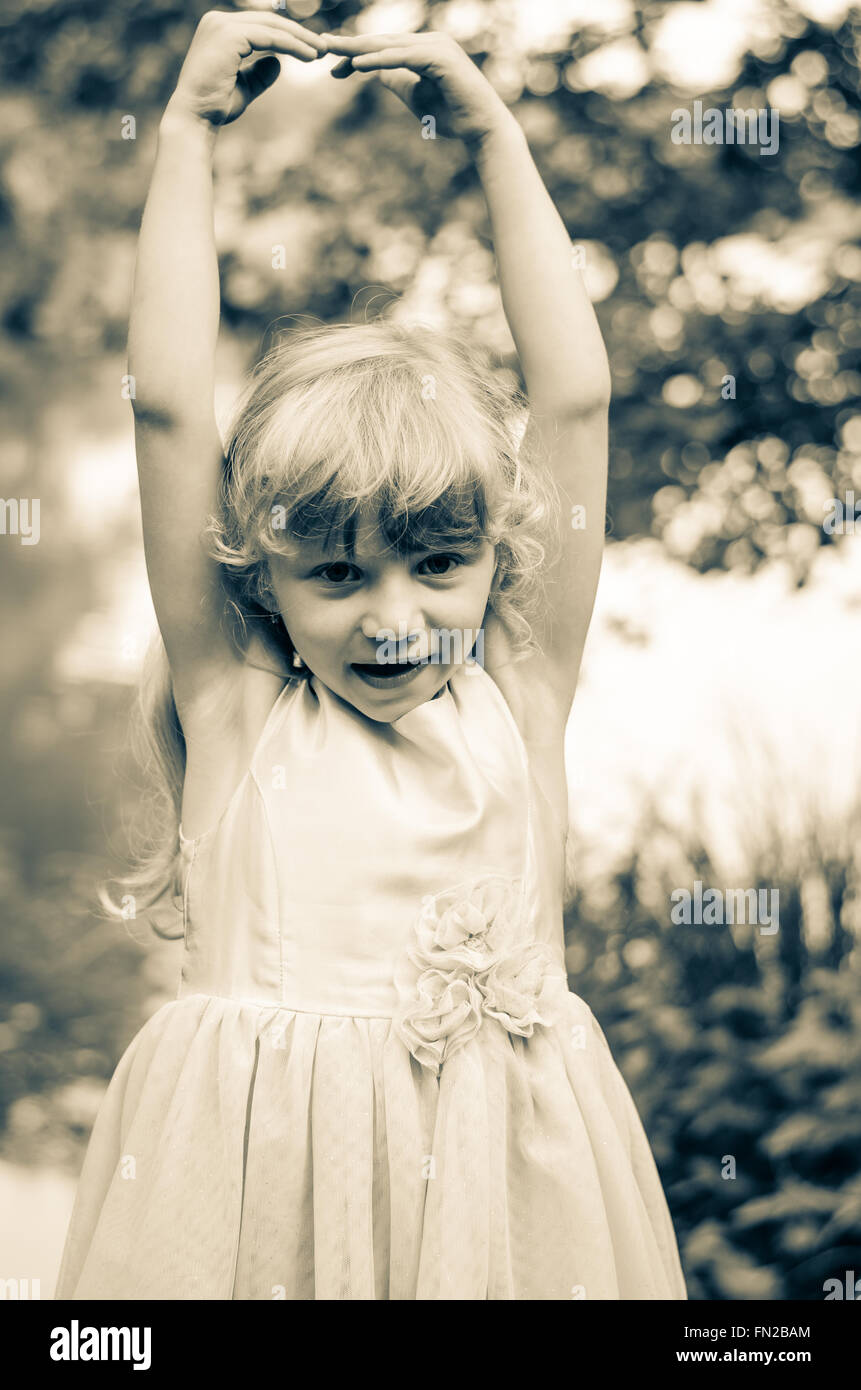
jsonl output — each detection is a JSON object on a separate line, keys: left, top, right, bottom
{"left": 350, "top": 659, "right": 428, "bottom": 690}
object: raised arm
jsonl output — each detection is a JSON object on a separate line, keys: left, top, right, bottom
{"left": 472, "top": 114, "right": 611, "bottom": 708}
{"left": 128, "top": 11, "right": 327, "bottom": 713}
{"left": 322, "top": 30, "right": 610, "bottom": 718}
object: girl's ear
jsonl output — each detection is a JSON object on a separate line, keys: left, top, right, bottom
{"left": 256, "top": 561, "right": 278, "bottom": 613}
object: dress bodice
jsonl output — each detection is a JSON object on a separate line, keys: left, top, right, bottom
{"left": 177, "top": 663, "right": 567, "bottom": 1017}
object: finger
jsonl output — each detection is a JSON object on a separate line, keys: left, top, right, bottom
{"left": 240, "top": 24, "right": 321, "bottom": 60}
{"left": 330, "top": 57, "right": 356, "bottom": 79}
{"left": 377, "top": 70, "right": 422, "bottom": 104}
{"left": 243, "top": 17, "right": 325, "bottom": 53}
{"left": 349, "top": 49, "right": 429, "bottom": 73}
{"left": 229, "top": 9, "right": 329, "bottom": 51}
{"left": 237, "top": 52, "right": 281, "bottom": 102}
{"left": 318, "top": 32, "right": 426, "bottom": 55}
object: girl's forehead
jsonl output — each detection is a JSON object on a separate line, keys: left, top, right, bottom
{"left": 294, "top": 528, "right": 487, "bottom": 563}
{"left": 290, "top": 511, "right": 398, "bottom": 559}
{"left": 289, "top": 501, "right": 487, "bottom": 560}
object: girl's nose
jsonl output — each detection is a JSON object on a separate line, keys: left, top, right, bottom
{"left": 360, "top": 611, "right": 426, "bottom": 646}
{"left": 359, "top": 580, "right": 426, "bottom": 647}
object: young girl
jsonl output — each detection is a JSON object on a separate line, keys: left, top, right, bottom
{"left": 56, "top": 11, "right": 687, "bottom": 1301}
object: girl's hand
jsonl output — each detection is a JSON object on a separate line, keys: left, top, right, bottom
{"left": 168, "top": 9, "right": 328, "bottom": 128}
{"left": 322, "top": 31, "right": 513, "bottom": 147}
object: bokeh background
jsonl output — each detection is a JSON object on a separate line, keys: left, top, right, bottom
{"left": 2, "top": 0, "right": 861, "bottom": 1299}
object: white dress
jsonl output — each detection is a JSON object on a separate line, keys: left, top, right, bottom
{"left": 55, "top": 663, "right": 687, "bottom": 1300}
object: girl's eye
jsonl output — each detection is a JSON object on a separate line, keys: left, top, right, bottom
{"left": 314, "top": 554, "right": 464, "bottom": 583}
{"left": 318, "top": 561, "right": 360, "bottom": 584}
{"left": 418, "top": 554, "right": 461, "bottom": 576}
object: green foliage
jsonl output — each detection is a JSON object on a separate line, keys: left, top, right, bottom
{"left": 564, "top": 796, "right": 861, "bottom": 1299}
{"left": 2, "top": 1, "right": 860, "bottom": 564}
{"left": 0, "top": 845, "right": 149, "bottom": 1169}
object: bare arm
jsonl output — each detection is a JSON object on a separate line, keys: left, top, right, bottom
{"left": 473, "top": 116, "right": 611, "bottom": 419}
{"left": 129, "top": 108, "right": 224, "bottom": 704}
{"left": 322, "top": 30, "right": 610, "bottom": 721}
{"left": 129, "top": 11, "right": 327, "bottom": 713}
{"left": 472, "top": 116, "right": 610, "bottom": 713}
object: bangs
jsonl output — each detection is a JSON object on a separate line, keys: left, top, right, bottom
{"left": 235, "top": 337, "right": 513, "bottom": 558}
{"left": 272, "top": 478, "right": 490, "bottom": 558}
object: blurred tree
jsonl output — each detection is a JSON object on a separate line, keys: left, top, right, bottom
{"left": 1, "top": 0, "right": 859, "bottom": 570}
{"left": 564, "top": 793, "right": 861, "bottom": 1299}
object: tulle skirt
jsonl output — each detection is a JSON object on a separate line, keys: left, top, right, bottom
{"left": 55, "top": 990, "right": 687, "bottom": 1300}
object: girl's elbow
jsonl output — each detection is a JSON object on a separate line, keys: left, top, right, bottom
{"left": 544, "top": 361, "right": 612, "bottom": 419}
{"left": 552, "top": 381, "right": 612, "bottom": 420}
{"left": 579, "top": 359, "right": 613, "bottom": 413}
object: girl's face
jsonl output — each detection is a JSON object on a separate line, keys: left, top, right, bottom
{"left": 266, "top": 507, "right": 496, "bottom": 722}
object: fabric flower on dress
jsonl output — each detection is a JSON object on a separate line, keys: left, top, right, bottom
{"left": 392, "top": 962, "right": 484, "bottom": 1073}
{"left": 393, "top": 873, "right": 564, "bottom": 1074}
{"left": 413, "top": 875, "right": 521, "bottom": 968}
{"left": 480, "top": 941, "right": 563, "bottom": 1037}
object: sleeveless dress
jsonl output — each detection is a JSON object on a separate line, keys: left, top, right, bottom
{"left": 55, "top": 664, "right": 687, "bottom": 1300}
